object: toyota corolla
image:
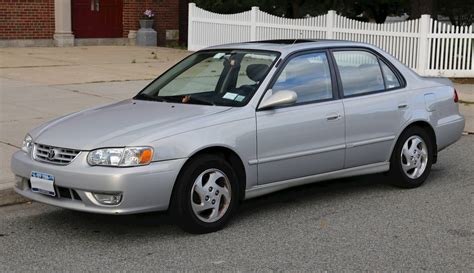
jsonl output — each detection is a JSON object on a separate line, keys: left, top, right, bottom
{"left": 11, "top": 40, "right": 464, "bottom": 233}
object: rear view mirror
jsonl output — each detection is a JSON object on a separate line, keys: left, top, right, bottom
{"left": 258, "top": 90, "right": 297, "bottom": 110}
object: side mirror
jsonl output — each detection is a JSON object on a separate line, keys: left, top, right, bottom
{"left": 258, "top": 90, "right": 297, "bottom": 110}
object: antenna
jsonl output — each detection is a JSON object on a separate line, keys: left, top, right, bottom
{"left": 291, "top": 31, "right": 304, "bottom": 46}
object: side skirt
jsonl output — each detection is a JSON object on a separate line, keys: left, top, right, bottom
{"left": 244, "top": 162, "right": 390, "bottom": 200}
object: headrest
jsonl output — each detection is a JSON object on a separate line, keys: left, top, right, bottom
{"left": 246, "top": 64, "right": 269, "bottom": 82}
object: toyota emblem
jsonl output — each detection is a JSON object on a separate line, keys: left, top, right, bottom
{"left": 47, "top": 148, "right": 56, "bottom": 160}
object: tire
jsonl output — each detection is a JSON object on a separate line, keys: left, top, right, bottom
{"left": 170, "top": 154, "right": 240, "bottom": 234}
{"left": 389, "top": 126, "right": 434, "bottom": 188}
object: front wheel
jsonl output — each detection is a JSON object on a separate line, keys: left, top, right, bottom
{"left": 170, "top": 154, "right": 239, "bottom": 233}
{"left": 389, "top": 126, "right": 434, "bottom": 188}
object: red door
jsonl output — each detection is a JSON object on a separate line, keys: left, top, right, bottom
{"left": 72, "top": 0, "right": 123, "bottom": 38}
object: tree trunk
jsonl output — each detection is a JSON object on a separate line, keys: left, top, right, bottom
{"left": 291, "top": 1, "right": 300, "bottom": 18}
{"left": 374, "top": 11, "right": 388, "bottom": 24}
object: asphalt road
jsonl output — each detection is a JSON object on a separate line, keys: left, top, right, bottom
{"left": 0, "top": 136, "right": 472, "bottom": 271}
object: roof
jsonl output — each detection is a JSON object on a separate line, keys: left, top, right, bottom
{"left": 205, "top": 39, "right": 374, "bottom": 54}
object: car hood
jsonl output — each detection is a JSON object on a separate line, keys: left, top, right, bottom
{"left": 32, "top": 99, "right": 231, "bottom": 150}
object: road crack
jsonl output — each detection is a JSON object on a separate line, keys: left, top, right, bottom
{"left": 0, "top": 140, "right": 20, "bottom": 149}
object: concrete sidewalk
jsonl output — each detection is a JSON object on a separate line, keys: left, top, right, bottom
{"left": 0, "top": 45, "right": 473, "bottom": 194}
{"left": 455, "top": 83, "right": 474, "bottom": 135}
{"left": 0, "top": 46, "right": 190, "bottom": 85}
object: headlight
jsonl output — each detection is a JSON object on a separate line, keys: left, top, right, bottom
{"left": 87, "top": 147, "right": 153, "bottom": 167}
{"left": 22, "top": 134, "right": 33, "bottom": 154}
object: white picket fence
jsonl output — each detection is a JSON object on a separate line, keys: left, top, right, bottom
{"left": 188, "top": 3, "right": 474, "bottom": 77}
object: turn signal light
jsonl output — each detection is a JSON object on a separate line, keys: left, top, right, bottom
{"left": 139, "top": 149, "right": 153, "bottom": 164}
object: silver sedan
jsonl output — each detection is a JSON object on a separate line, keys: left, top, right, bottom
{"left": 11, "top": 40, "right": 465, "bottom": 233}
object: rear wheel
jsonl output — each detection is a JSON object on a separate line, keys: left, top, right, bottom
{"left": 170, "top": 154, "right": 239, "bottom": 233}
{"left": 389, "top": 126, "right": 434, "bottom": 188}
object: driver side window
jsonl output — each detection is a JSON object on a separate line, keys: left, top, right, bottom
{"left": 272, "top": 52, "right": 333, "bottom": 104}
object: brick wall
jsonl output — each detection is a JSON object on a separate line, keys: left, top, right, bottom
{"left": 0, "top": 0, "right": 55, "bottom": 39}
{"left": 0, "top": 0, "right": 183, "bottom": 45}
{"left": 123, "top": 0, "right": 180, "bottom": 45}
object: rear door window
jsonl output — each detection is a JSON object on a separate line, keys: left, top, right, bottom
{"left": 333, "top": 50, "right": 385, "bottom": 96}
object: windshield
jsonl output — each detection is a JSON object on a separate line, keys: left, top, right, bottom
{"left": 135, "top": 50, "right": 279, "bottom": 107}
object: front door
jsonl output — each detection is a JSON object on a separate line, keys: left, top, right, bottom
{"left": 256, "top": 51, "right": 345, "bottom": 184}
{"left": 72, "top": 0, "right": 123, "bottom": 38}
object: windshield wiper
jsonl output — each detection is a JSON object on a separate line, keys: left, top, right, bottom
{"left": 154, "top": 95, "right": 215, "bottom": 106}
{"left": 188, "top": 96, "right": 214, "bottom": 106}
{"left": 134, "top": 93, "right": 168, "bottom": 102}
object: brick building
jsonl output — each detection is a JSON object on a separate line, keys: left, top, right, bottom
{"left": 0, "top": 0, "right": 188, "bottom": 47}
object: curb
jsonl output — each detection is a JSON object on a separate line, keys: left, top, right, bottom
{"left": 0, "top": 188, "right": 29, "bottom": 207}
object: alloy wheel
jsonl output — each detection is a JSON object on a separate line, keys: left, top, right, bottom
{"left": 400, "top": 135, "right": 428, "bottom": 179}
{"left": 190, "top": 168, "right": 232, "bottom": 223}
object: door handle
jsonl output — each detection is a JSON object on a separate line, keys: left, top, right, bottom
{"left": 398, "top": 103, "right": 408, "bottom": 109}
{"left": 326, "top": 113, "right": 342, "bottom": 121}
{"left": 91, "top": 0, "right": 99, "bottom": 11}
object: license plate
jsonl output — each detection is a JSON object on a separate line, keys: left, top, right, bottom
{"left": 30, "top": 171, "right": 56, "bottom": 197}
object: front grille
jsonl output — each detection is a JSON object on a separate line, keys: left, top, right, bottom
{"left": 57, "top": 186, "right": 82, "bottom": 201}
{"left": 33, "top": 143, "right": 81, "bottom": 165}
{"left": 27, "top": 180, "right": 82, "bottom": 201}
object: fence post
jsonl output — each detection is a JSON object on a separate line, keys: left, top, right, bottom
{"left": 326, "top": 10, "right": 336, "bottom": 39}
{"left": 417, "top": 14, "right": 431, "bottom": 75}
{"left": 250, "top": 6, "right": 259, "bottom": 41}
{"left": 187, "top": 2, "right": 196, "bottom": 51}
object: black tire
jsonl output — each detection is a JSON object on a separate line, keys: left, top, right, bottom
{"left": 170, "top": 154, "right": 240, "bottom": 234}
{"left": 389, "top": 126, "right": 434, "bottom": 188}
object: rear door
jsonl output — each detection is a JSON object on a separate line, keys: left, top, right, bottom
{"left": 331, "top": 49, "right": 408, "bottom": 168}
{"left": 256, "top": 51, "right": 345, "bottom": 184}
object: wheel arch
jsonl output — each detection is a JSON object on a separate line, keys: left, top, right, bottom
{"left": 390, "top": 120, "right": 438, "bottom": 164}
{"left": 174, "top": 145, "right": 247, "bottom": 202}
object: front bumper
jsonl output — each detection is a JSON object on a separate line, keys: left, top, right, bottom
{"left": 11, "top": 151, "right": 186, "bottom": 214}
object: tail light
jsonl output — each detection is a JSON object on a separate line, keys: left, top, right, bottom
{"left": 454, "top": 89, "right": 459, "bottom": 103}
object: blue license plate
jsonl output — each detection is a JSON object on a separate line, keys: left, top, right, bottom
{"left": 30, "top": 171, "right": 56, "bottom": 197}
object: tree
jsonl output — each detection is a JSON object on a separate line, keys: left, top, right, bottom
{"left": 193, "top": 0, "right": 473, "bottom": 25}
{"left": 409, "top": 0, "right": 436, "bottom": 19}
{"left": 286, "top": 0, "right": 305, "bottom": 18}
{"left": 437, "top": 0, "right": 474, "bottom": 26}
